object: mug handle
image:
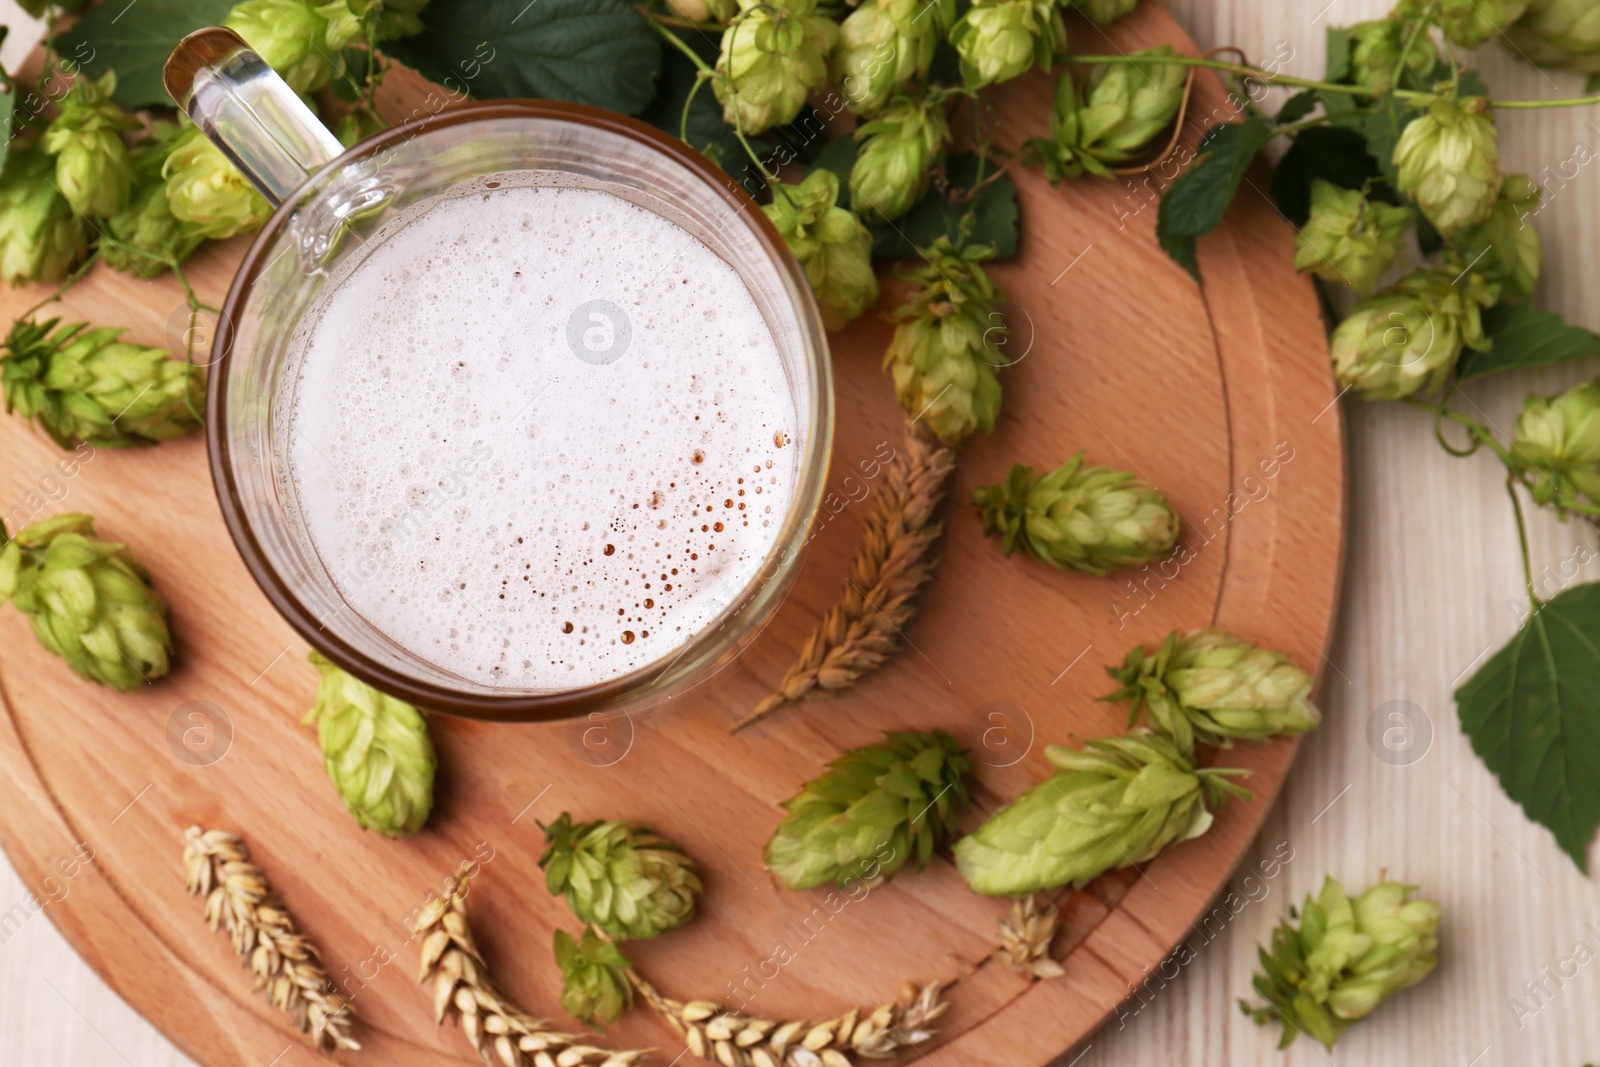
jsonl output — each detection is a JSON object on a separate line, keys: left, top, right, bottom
{"left": 163, "top": 27, "right": 345, "bottom": 206}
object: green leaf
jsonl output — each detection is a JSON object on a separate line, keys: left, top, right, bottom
{"left": 1324, "top": 26, "right": 1352, "bottom": 83}
{"left": 1269, "top": 125, "right": 1387, "bottom": 227}
{"left": 639, "top": 29, "right": 744, "bottom": 176}
{"left": 57, "top": 0, "right": 236, "bottom": 109}
{"left": 0, "top": 32, "right": 13, "bottom": 177}
{"left": 811, "top": 135, "right": 856, "bottom": 186}
{"left": 1456, "top": 303, "right": 1600, "bottom": 382}
{"left": 384, "top": 0, "right": 663, "bottom": 116}
{"left": 1275, "top": 89, "right": 1319, "bottom": 124}
{"left": 1456, "top": 583, "right": 1600, "bottom": 871}
{"left": 1155, "top": 117, "right": 1273, "bottom": 282}
{"left": 866, "top": 152, "right": 1019, "bottom": 261}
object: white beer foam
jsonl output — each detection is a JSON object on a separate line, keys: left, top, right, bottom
{"left": 286, "top": 184, "right": 797, "bottom": 690}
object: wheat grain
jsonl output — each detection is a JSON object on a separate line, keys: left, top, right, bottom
{"left": 631, "top": 969, "right": 946, "bottom": 1066}
{"left": 412, "top": 862, "right": 647, "bottom": 1067}
{"left": 733, "top": 421, "right": 956, "bottom": 732}
{"left": 182, "top": 827, "right": 359, "bottom": 1053}
{"left": 994, "top": 896, "right": 1066, "bottom": 980}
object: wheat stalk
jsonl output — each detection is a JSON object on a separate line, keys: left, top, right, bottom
{"left": 994, "top": 896, "right": 1065, "bottom": 980}
{"left": 412, "top": 862, "right": 648, "bottom": 1067}
{"left": 733, "top": 421, "right": 956, "bottom": 732}
{"left": 182, "top": 827, "right": 359, "bottom": 1053}
{"left": 630, "top": 969, "right": 946, "bottom": 1067}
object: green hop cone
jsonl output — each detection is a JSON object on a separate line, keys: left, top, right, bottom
{"left": 1291, "top": 180, "right": 1413, "bottom": 294}
{"left": 1243, "top": 876, "right": 1440, "bottom": 1049}
{"left": 539, "top": 814, "right": 702, "bottom": 941}
{"left": 225, "top": 0, "right": 346, "bottom": 93}
{"left": 1504, "top": 0, "right": 1600, "bottom": 74}
{"left": 0, "top": 142, "right": 88, "bottom": 286}
{"left": 1068, "top": 0, "right": 1137, "bottom": 24}
{"left": 1103, "top": 629, "right": 1322, "bottom": 756}
{"left": 832, "top": 0, "right": 954, "bottom": 116}
{"left": 849, "top": 93, "right": 951, "bottom": 221}
{"left": 884, "top": 238, "right": 1005, "bottom": 444}
{"left": 949, "top": 0, "right": 1065, "bottom": 88}
{"left": 1, "top": 317, "right": 205, "bottom": 449}
{"left": 41, "top": 71, "right": 140, "bottom": 218}
{"left": 954, "top": 729, "right": 1250, "bottom": 896}
{"left": 1344, "top": 17, "right": 1441, "bottom": 92}
{"left": 163, "top": 124, "right": 273, "bottom": 240}
{"left": 1025, "top": 46, "right": 1186, "bottom": 181}
{"left": 715, "top": 0, "right": 839, "bottom": 135}
{"left": 303, "top": 651, "right": 436, "bottom": 836}
{"left": 1394, "top": 96, "right": 1502, "bottom": 238}
{"left": 1401, "top": 0, "right": 1529, "bottom": 48}
{"left": 764, "top": 729, "right": 970, "bottom": 891}
{"left": 553, "top": 927, "right": 633, "bottom": 1025}
{"left": 0, "top": 514, "right": 171, "bottom": 692}
{"left": 1329, "top": 266, "right": 1496, "bottom": 400}
{"left": 105, "top": 122, "right": 207, "bottom": 279}
{"left": 1456, "top": 173, "right": 1542, "bottom": 300}
{"left": 1509, "top": 379, "right": 1600, "bottom": 514}
{"left": 316, "top": 0, "right": 424, "bottom": 48}
{"left": 973, "top": 455, "right": 1179, "bottom": 576}
{"left": 763, "top": 169, "right": 879, "bottom": 331}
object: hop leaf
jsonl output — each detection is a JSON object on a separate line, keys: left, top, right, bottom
{"left": 1, "top": 317, "right": 205, "bottom": 449}
{"left": 303, "top": 652, "right": 436, "bottom": 836}
{"left": 1394, "top": 96, "right": 1502, "bottom": 238}
{"left": 0, "top": 141, "right": 88, "bottom": 286}
{"left": 539, "top": 814, "right": 702, "bottom": 941}
{"left": 1455, "top": 173, "right": 1542, "bottom": 301}
{"left": 1329, "top": 265, "right": 1497, "bottom": 400}
{"left": 949, "top": 0, "right": 1064, "bottom": 88}
{"left": 41, "top": 71, "right": 140, "bottom": 218}
{"left": 764, "top": 729, "right": 971, "bottom": 890}
{"left": 1103, "top": 629, "right": 1322, "bottom": 756}
{"left": 0, "top": 514, "right": 171, "bottom": 692}
{"left": 1025, "top": 46, "right": 1187, "bottom": 181}
{"left": 954, "top": 729, "right": 1250, "bottom": 896}
{"left": 832, "top": 0, "right": 953, "bottom": 116}
{"left": 884, "top": 238, "right": 1005, "bottom": 444}
{"left": 849, "top": 92, "right": 952, "bottom": 221}
{"left": 1509, "top": 378, "right": 1600, "bottom": 515}
{"left": 553, "top": 927, "right": 634, "bottom": 1025}
{"left": 163, "top": 124, "right": 272, "bottom": 241}
{"left": 105, "top": 122, "right": 207, "bottom": 279}
{"left": 973, "top": 455, "right": 1180, "bottom": 576}
{"left": 1242, "top": 876, "right": 1440, "bottom": 1049}
{"left": 714, "top": 0, "right": 839, "bottom": 134}
{"left": 763, "top": 169, "right": 879, "bottom": 331}
{"left": 1292, "top": 180, "right": 1413, "bottom": 294}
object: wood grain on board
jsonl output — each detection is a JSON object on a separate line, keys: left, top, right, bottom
{"left": 0, "top": 3, "right": 1342, "bottom": 1065}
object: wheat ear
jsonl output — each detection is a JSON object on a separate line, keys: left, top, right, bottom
{"left": 733, "top": 421, "right": 956, "bottom": 732}
{"left": 630, "top": 969, "right": 946, "bottom": 1066}
{"left": 412, "top": 862, "right": 648, "bottom": 1067}
{"left": 182, "top": 827, "right": 359, "bottom": 1053}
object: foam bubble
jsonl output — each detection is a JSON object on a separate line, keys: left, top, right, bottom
{"left": 286, "top": 184, "right": 797, "bottom": 689}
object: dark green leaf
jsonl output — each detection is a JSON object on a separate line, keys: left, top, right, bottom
{"left": 1456, "top": 583, "right": 1600, "bottom": 871}
{"left": 1456, "top": 303, "right": 1600, "bottom": 382}
{"left": 1458, "top": 69, "right": 1489, "bottom": 98}
{"left": 1275, "top": 89, "right": 1319, "bottom": 124}
{"left": 1324, "top": 26, "right": 1352, "bottom": 83}
{"left": 57, "top": 0, "right": 235, "bottom": 109}
{"left": 1269, "top": 125, "right": 1387, "bottom": 227}
{"left": 811, "top": 135, "right": 856, "bottom": 186}
{"left": 384, "top": 0, "right": 662, "bottom": 116}
{"left": 639, "top": 29, "right": 745, "bottom": 178}
{"left": 1155, "top": 117, "right": 1273, "bottom": 281}
{"left": 0, "top": 31, "right": 12, "bottom": 177}
{"left": 867, "top": 152, "right": 1019, "bottom": 261}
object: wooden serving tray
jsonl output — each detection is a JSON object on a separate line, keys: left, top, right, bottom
{"left": 0, "top": 4, "right": 1343, "bottom": 1065}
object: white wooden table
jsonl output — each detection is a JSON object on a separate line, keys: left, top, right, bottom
{"left": 4, "top": 2, "right": 1600, "bottom": 1063}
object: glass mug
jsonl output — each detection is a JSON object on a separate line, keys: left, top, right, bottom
{"left": 165, "top": 29, "right": 833, "bottom": 722}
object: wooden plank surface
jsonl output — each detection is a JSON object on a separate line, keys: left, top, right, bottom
{"left": 16, "top": 0, "right": 1594, "bottom": 1063}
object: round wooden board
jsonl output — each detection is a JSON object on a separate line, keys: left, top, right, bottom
{"left": 0, "top": 4, "right": 1343, "bottom": 1065}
